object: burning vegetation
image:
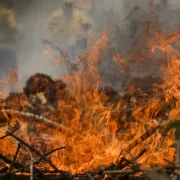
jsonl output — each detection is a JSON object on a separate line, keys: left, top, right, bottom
{"left": 1, "top": 1, "right": 180, "bottom": 180}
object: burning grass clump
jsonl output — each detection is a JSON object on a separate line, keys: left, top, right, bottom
{"left": 0, "top": 70, "right": 178, "bottom": 180}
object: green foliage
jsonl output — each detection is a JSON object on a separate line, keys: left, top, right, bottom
{"left": 171, "top": 143, "right": 177, "bottom": 148}
{"left": 165, "top": 120, "right": 180, "bottom": 140}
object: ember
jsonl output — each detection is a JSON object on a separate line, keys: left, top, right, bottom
{"left": 1, "top": 0, "right": 180, "bottom": 180}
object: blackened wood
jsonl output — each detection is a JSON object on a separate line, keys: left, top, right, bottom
{"left": 0, "top": 122, "right": 18, "bottom": 140}
{"left": 9, "top": 143, "right": 21, "bottom": 172}
{"left": 0, "top": 154, "right": 23, "bottom": 169}
{"left": 5, "top": 130, "right": 60, "bottom": 173}
{"left": 116, "top": 148, "right": 146, "bottom": 170}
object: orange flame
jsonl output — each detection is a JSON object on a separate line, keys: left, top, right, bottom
{"left": 1, "top": 25, "right": 180, "bottom": 174}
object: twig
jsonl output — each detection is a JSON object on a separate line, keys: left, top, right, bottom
{"left": 5, "top": 130, "right": 61, "bottom": 173}
{"left": 128, "top": 125, "right": 160, "bottom": 152}
{"left": 44, "top": 147, "right": 65, "bottom": 156}
{"left": 117, "top": 148, "right": 146, "bottom": 169}
{"left": 103, "top": 167, "right": 160, "bottom": 175}
{"left": 1, "top": 109, "right": 67, "bottom": 131}
{"left": 9, "top": 143, "right": 21, "bottom": 172}
{"left": 0, "top": 154, "right": 23, "bottom": 169}
{"left": 103, "top": 166, "right": 180, "bottom": 175}
{"left": 104, "top": 167, "right": 170, "bottom": 180}
{"left": 4, "top": 130, "right": 71, "bottom": 178}
{"left": 35, "top": 146, "right": 66, "bottom": 165}
{"left": 85, "top": 172, "right": 94, "bottom": 180}
{"left": 24, "top": 146, "right": 34, "bottom": 180}
{"left": 0, "top": 124, "right": 18, "bottom": 140}
{"left": 115, "top": 125, "right": 162, "bottom": 171}
{"left": 1, "top": 146, "right": 65, "bottom": 176}
{"left": 0, "top": 133, "right": 11, "bottom": 140}
{"left": 104, "top": 169, "right": 136, "bottom": 175}
{"left": 0, "top": 153, "right": 44, "bottom": 178}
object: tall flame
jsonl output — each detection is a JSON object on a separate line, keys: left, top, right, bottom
{"left": 1, "top": 24, "right": 180, "bottom": 174}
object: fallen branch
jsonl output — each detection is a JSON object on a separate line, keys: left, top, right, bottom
{"left": 1, "top": 109, "right": 67, "bottom": 131}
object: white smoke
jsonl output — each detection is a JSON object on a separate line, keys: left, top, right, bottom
{"left": 1, "top": 0, "right": 180, "bottom": 91}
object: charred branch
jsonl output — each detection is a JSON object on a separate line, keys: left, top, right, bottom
{"left": 8, "top": 143, "right": 21, "bottom": 172}
{"left": 5, "top": 130, "right": 61, "bottom": 173}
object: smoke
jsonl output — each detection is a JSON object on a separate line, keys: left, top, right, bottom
{"left": 14, "top": 0, "right": 66, "bottom": 87}
{"left": 1, "top": 0, "right": 180, "bottom": 92}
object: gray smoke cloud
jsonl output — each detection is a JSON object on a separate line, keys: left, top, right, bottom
{"left": 1, "top": 0, "right": 180, "bottom": 92}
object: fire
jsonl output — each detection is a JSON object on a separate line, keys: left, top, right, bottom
{"left": 1, "top": 17, "right": 180, "bottom": 175}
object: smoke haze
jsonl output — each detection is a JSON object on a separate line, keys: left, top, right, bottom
{"left": 1, "top": 0, "right": 180, "bottom": 91}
